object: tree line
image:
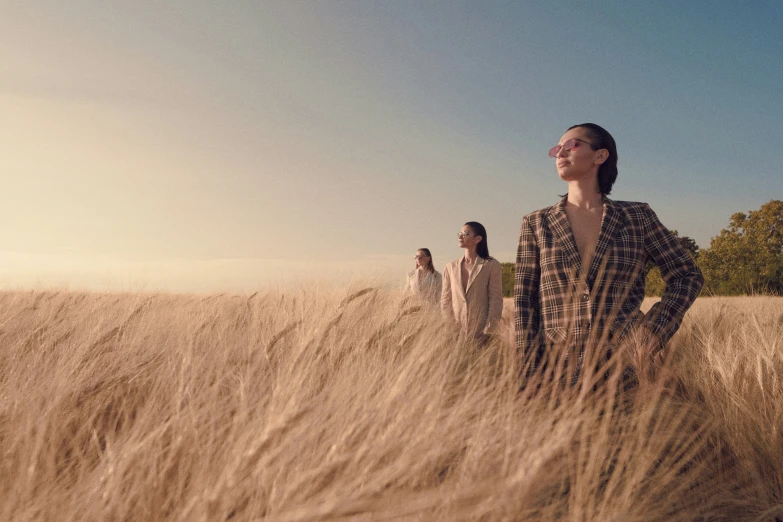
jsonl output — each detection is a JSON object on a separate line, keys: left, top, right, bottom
{"left": 501, "top": 200, "right": 783, "bottom": 297}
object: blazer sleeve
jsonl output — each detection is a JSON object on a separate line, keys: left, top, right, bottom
{"left": 435, "top": 272, "right": 443, "bottom": 305}
{"left": 485, "top": 260, "right": 504, "bottom": 334}
{"left": 514, "top": 214, "right": 541, "bottom": 355}
{"left": 441, "top": 264, "right": 453, "bottom": 318}
{"left": 639, "top": 204, "right": 704, "bottom": 345}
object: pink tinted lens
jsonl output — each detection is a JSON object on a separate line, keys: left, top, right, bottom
{"left": 549, "top": 139, "right": 581, "bottom": 157}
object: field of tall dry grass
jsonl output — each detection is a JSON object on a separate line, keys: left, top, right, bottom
{"left": 1, "top": 288, "right": 782, "bottom": 521}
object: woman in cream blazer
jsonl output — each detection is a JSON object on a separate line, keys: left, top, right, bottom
{"left": 441, "top": 221, "right": 504, "bottom": 343}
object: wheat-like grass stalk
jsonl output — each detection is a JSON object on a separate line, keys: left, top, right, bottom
{"left": 0, "top": 289, "right": 781, "bottom": 520}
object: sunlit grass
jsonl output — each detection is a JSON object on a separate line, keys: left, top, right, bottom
{"left": 0, "top": 289, "right": 781, "bottom": 520}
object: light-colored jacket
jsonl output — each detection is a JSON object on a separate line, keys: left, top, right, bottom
{"left": 406, "top": 269, "right": 442, "bottom": 305}
{"left": 441, "top": 256, "right": 504, "bottom": 340}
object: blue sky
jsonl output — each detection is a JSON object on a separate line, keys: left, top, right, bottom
{"left": 1, "top": 1, "right": 781, "bottom": 290}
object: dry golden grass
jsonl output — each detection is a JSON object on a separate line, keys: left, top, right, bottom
{"left": 1, "top": 288, "right": 782, "bottom": 521}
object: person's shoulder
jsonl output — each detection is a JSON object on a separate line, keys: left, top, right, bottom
{"left": 522, "top": 204, "right": 556, "bottom": 227}
{"left": 443, "top": 259, "right": 460, "bottom": 272}
{"left": 483, "top": 256, "right": 502, "bottom": 266}
{"left": 523, "top": 205, "right": 554, "bottom": 219}
{"left": 610, "top": 199, "right": 649, "bottom": 210}
{"left": 610, "top": 199, "right": 656, "bottom": 218}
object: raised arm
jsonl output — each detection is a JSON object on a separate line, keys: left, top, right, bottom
{"left": 639, "top": 204, "right": 704, "bottom": 345}
{"left": 514, "top": 214, "right": 541, "bottom": 356}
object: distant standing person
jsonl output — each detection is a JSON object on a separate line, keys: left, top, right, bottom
{"left": 406, "top": 248, "right": 442, "bottom": 305}
{"left": 514, "top": 123, "right": 703, "bottom": 381}
{"left": 442, "top": 222, "right": 504, "bottom": 343}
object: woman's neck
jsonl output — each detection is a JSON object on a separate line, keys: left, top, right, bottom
{"left": 463, "top": 249, "right": 479, "bottom": 263}
{"left": 566, "top": 178, "right": 603, "bottom": 209}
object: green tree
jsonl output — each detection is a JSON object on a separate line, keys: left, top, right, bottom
{"left": 501, "top": 262, "right": 514, "bottom": 298}
{"left": 698, "top": 200, "right": 783, "bottom": 295}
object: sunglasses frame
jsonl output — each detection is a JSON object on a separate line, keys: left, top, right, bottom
{"left": 548, "top": 138, "right": 596, "bottom": 157}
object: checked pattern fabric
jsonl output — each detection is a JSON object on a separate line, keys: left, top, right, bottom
{"left": 514, "top": 196, "right": 704, "bottom": 374}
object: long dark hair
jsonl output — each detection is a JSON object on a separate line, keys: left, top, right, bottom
{"left": 567, "top": 123, "right": 618, "bottom": 195}
{"left": 415, "top": 248, "right": 435, "bottom": 273}
{"left": 464, "top": 221, "right": 490, "bottom": 259}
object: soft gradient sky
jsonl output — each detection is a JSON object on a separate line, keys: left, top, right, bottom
{"left": 2, "top": 1, "right": 782, "bottom": 292}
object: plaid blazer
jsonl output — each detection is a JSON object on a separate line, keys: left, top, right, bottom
{"left": 514, "top": 196, "right": 703, "bottom": 365}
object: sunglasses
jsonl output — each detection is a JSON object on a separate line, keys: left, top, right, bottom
{"left": 548, "top": 138, "right": 596, "bottom": 157}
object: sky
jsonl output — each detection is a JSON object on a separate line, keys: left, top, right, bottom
{"left": 2, "top": 1, "right": 782, "bottom": 292}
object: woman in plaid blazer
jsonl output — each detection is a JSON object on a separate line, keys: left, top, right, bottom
{"left": 514, "top": 123, "right": 703, "bottom": 379}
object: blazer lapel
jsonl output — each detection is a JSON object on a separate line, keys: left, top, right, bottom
{"left": 466, "top": 257, "right": 486, "bottom": 294}
{"left": 548, "top": 198, "right": 583, "bottom": 276}
{"left": 586, "top": 198, "right": 624, "bottom": 285}
{"left": 455, "top": 260, "right": 468, "bottom": 301}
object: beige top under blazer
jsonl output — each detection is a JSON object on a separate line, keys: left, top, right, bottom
{"left": 441, "top": 256, "right": 504, "bottom": 340}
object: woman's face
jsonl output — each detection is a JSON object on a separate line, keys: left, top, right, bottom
{"left": 414, "top": 250, "right": 430, "bottom": 269}
{"left": 553, "top": 127, "right": 606, "bottom": 183}
{"left": 458, "top": 225, "right": 481, "bottom": 250}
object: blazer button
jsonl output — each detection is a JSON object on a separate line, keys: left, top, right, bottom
{"left": 581, "top": 294, "right": 590, "bottom": 302}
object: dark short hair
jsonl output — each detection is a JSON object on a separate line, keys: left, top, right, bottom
{"left": 567, "top": 123, "right": 618, "bottom": 195}
{"left": 464, "top": 222, "right": 490, "bottom": 259}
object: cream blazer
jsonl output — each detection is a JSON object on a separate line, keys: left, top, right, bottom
{"left": 441, "top": 256, "right": 503, "bottom": 340}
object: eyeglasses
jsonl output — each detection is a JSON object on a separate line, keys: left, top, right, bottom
{"left": 548, "top": 138, "right": 596, "bottom": 157}
{"left": 414, "top": 254, "right": 428, "bottom": 259}
{"left": 457, "top": 231, "right": 474, "bottom": 239}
